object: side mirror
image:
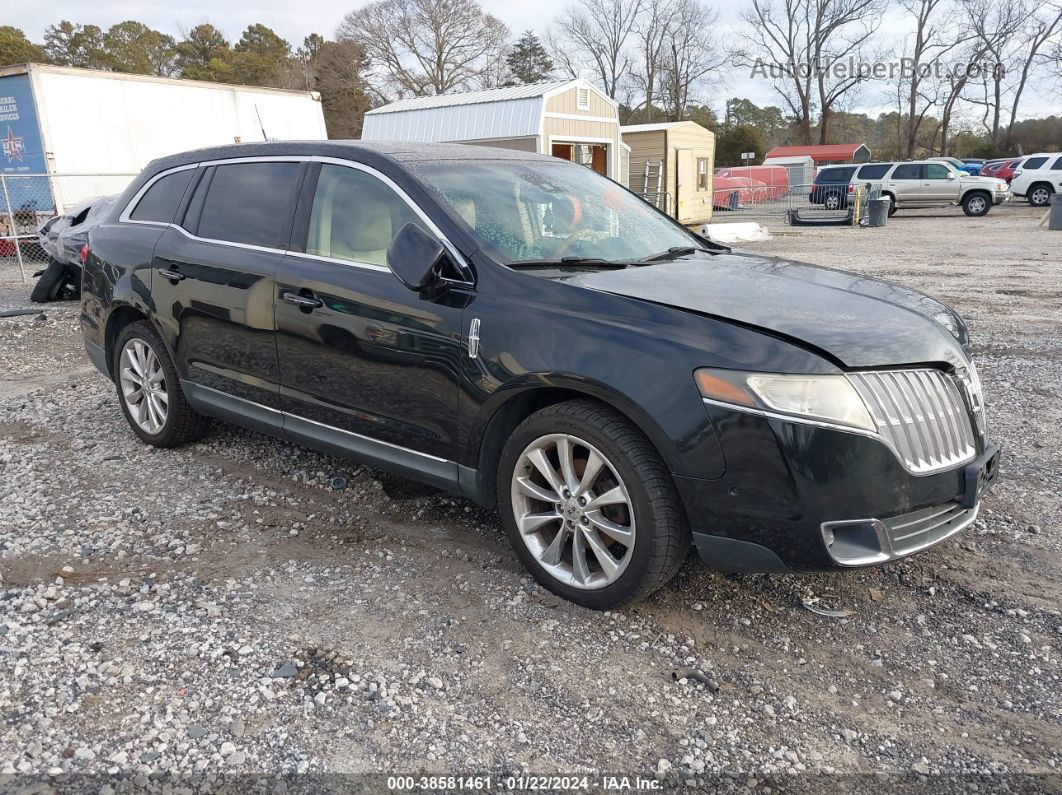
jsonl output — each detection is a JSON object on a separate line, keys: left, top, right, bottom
{"left": 947, "top": 172, "right": 957, "bottom": 179}
{"left": 387, "top": 223, "right": 447, "bottom": 292}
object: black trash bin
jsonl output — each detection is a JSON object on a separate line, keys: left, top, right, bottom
{"left": 1050, "top": 193, "right": 1062, "bottom": 231}
{"left": 867, "top": 197, "right": 890, "bottom": 228}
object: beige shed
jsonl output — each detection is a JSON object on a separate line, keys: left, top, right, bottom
{"left": 620, "top": 121, "right": 716, "bottom": 225}
{"left": 361, "top": 79, "right": 626, "bottom": 183}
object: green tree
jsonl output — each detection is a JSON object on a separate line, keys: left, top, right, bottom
{"left": 231, "top": 24, "right": 291, "bottom": 86}
{"left": 715, "top": 124, "right": 767, "bottom": 168}
{"left": 43, "top": 21, "right": 107, "bottom": 69}
{"left": 723, "top": 98, "right": 787, "bottom": 143}
{"left": 102, "top": 21, "right": 177, "bottom": 76}
{"left": 504, "top": 30, "right": 553, "bottom": 85}
{"left": 313, "top": 39, "right": 373, "bottom": 138}
{"left": 0, "top": 26, "right": 46, "bottom": 66}
{"left": 175, "top": 24, "right": 231, "bottom": 81}
{"left": 684, "top": 104, "right": 718, "bottom": 131}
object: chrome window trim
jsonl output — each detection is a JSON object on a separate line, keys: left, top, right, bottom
{"left": 118, "top": 154, "right": 474, "bottom": 284}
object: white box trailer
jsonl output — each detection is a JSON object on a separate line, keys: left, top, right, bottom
{"left": 0, "top": 63, "right": 327, "bottom": 212}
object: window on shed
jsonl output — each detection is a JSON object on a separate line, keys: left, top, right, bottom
{"left": 196, "top": 162, "right": 301, "bottom": 248}
{"left": 697, "top": 158, "right": 709, "bottom": 190}
{"left": 130, "top": 169, "right": 195, "bottom": 224}
{"left": 576, "top": 86, "right": 590, "bottom": 110}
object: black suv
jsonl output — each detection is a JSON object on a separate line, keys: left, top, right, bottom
{"left": 809, "top": 163, "right": 893, "bottom": 209}
{"left": 80, "top": 142, "right": 998, "bottom": 608}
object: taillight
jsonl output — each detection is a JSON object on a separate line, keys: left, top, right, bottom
{"left": 79, "top": 245, "right": 89, "bottom": 264}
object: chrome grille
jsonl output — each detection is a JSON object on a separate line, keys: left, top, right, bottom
{"left": 848, "top": 369, "right": 976, "bottom": 474}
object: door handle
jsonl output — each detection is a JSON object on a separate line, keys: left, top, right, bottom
{"left": 158, "top": 267, "right": 185, "bottom": 282}
{"left": 281, "top": 291, "right": 323, "bottom": 309}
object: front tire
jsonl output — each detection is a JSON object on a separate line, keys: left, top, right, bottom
{"left": 498, "top": 400, "right": 690, "bottom": 609}
{"left": 30, "top": 259, "right": 68, "bottom": 303}
{"left": 962, "top": 191, "right": 991, "bottom": 217}
{"left": 114, "top": 321, "right": 211, "bottom": 447}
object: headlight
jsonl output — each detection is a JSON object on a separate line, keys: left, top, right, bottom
{"left": 695, "top": 368, "right": 876, "bottom": 432}
{"left": 997, "top": 181, "right": 1007, "bottom": 191}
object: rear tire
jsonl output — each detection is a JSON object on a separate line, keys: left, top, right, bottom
{"left": 883, "top": 193, "right": 897, "bottom": 216}
{"left": 113, "top": 321, "right": 211, "bottom": 447}
{"left": 498, "top": 400, "right": 690, "bottom": 609}
{"left": 962, "top": 191, "right": 991, "bottom": 217}
{"left": 30, "top": 259, "right": 67, "bottom": 303}
{"left": 1028, "top": 183, "right": 1053, "bottom": 207}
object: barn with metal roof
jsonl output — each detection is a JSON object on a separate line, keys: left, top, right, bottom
{"left": 763, "top": 143, "right": 872, "bottom": 165}
{"left": 361, "top": 79, "right": 627, "bottom": 183}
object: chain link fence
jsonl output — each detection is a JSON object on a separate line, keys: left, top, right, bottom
{"left": 711, "top": 182, "right": 875, "bottom": 225}
{"left": 1, "top": 173, "right": 136, "bottom": 282}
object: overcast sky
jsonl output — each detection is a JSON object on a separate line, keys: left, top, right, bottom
{"left": 9, "top": 0, "right": 1059, "bottom": 119}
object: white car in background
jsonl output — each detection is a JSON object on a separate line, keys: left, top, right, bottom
{"left": 1009, "top": 153, "right": 1062, "bottom": 207}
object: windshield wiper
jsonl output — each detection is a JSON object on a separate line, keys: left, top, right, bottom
{"left": 640, "top": 246, "right": 704, "bottom": 262}
{"left": 508, "top": 257, "right": 630, "bottom": 269}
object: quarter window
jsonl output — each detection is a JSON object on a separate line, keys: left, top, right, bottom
{"left": 891, "top": 164, "right": 922, "bottom": 180}
{"left": 196, "top": 162, "right": 301, "bottom": 248}
{"left": 130, "top": 169, "right": 195, "bottom": 223}
{"left": 1051, "top": 157, "right": 1062, "bottom": 170}
{"left": 306, "top": 164, "right": 429, "bottom": 267}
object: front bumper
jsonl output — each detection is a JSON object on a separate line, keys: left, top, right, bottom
{"left": 676, "top": 404, "right": 999, "bottom": 572}
{"left": 993, "top": 192, "right": 1010, "bottom": 205}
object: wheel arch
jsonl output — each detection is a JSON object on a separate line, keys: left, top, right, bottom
{"left": 466, "top": 377, "right": 680, "bottom": 507}
{"left": 103, "top": 303, "right": 166, "bottom": 378}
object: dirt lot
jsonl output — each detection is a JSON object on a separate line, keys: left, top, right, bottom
{"left": 1, "top": 203, "right": 1059, "bottom": 790}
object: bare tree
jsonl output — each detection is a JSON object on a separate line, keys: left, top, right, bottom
{"left": 629, "top": 0, "right": 679, "bottom": 117}
{"left": 337, "top": 0, "right": 509, "bottom": 99}
{"left": 964, "top": 0, "right": 1026, "bottom": 147}
{"left": 896, "top": 0, "right": 968, "bottom": 157}
{"left": 657, "top": 0, "right": 725, "bottom": 120}
{"left": 547, "top": 0, "right": 643, "bottom": 98}
{"left": 734, "top": 0, "right": 885, "bottom": 144}
{"left": 1002, "top": 2, "right": 1062, "bottom": 148}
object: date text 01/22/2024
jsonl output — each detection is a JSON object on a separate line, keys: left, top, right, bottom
{"left": 386, "top": 775, "right": 663, "bottom": 791}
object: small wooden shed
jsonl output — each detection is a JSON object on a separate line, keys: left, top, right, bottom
{"left": 620, "top": 121, "right": 716, "bottom": 225}
{"left": 361, "top": 79, "right": 625, "bottom": 183}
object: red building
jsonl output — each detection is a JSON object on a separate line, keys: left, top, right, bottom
{"left": 764, "top": 143, "right": 872, "bottom": 165}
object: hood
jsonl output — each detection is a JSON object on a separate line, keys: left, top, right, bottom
{"left": 562, "top": 253, "right": 971, "bottom": 370}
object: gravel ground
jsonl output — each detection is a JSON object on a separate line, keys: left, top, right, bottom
{"left": 0, "top": 203, "right": 1059, "bottom": 792}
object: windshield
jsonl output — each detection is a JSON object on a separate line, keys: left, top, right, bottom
{"left": 411, "top": 160, "right": 703, "bottom": 264}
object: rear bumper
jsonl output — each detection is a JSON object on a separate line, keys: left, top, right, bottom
{"left": 675, "top": 404, "right": 999, "bottom": 572}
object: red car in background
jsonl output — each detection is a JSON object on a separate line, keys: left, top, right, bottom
{"left": 980, "top": 158, "right": 1021, "bottom": 182}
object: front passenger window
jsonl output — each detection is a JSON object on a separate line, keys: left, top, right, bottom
{"left": 307, "top": 165, "right": 429, "bottom": 267}
{"left": 925, "top": 164, "right": 950, "bottom": 179}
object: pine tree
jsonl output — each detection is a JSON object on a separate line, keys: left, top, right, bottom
{"left": 504, "top": 30, "right": 553, "bottom": 85}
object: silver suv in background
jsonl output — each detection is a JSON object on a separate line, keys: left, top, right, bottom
{"left": 872, "top": 160, "right": 1010, "bottom": 216}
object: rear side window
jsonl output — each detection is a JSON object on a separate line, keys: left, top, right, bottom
{"left": 196, "top": 162, "right": 301, "bottom": 248}
{"left": 1023, "top": 157, "right": 1048, "bottom": 170}
{"left": 856, "top": 164, "right": 891, "bottom": 179}
{"left": 818, "top": 167, "right": 855, "bottom": 183}
{"left": 1051, "top": 157, "right": 1062, "bottom": 170}
{"left": 130, "top": 169, "right": 195, "bottom": 223}
{"left": 892, "top": 164, "right": 922, "bottom": 180}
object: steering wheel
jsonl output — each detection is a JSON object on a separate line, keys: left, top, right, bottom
{"left": 557, "top": 228, "right": 599, "bottom": 258}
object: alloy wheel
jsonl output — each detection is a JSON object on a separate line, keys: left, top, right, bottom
{"left": 1030, "top": 187, "right": 1050, "bottom": 206}
{"left": 967, "top": 196, "right": 987, "bottom": 214}
{"left": 510, "top": 433, "right": 635, "bottom": 590}
{"left": 825, "top": 194, "right": 840, "bottom": 210}
{"left": 119, "top": 338, "right": 169, "bottom": 434}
